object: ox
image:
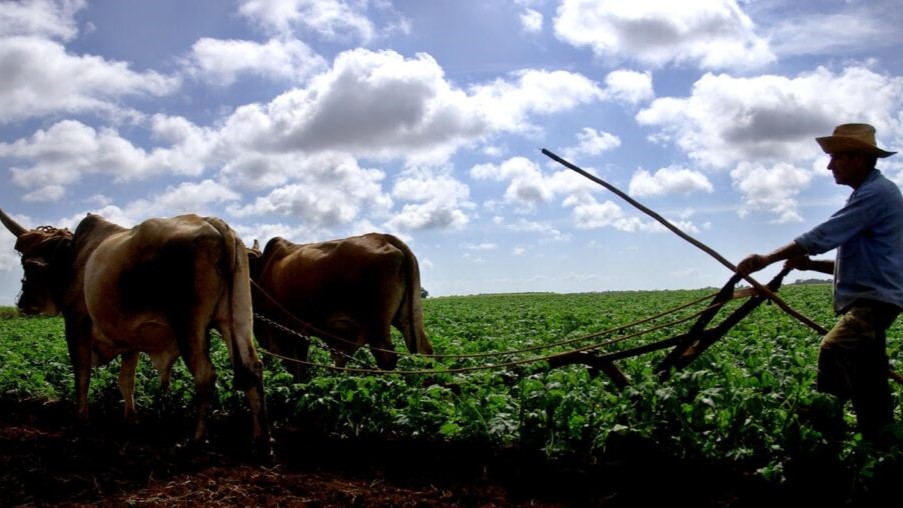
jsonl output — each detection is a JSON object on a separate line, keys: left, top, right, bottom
{"left": 247, "top": 233, "right": 433, "bottom": 378}
{"left": 0, "top": 208, "right": 270, "bottom": 454}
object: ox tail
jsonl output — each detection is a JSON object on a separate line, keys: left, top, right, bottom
{"left": 205, "top": 217, "right": 262, "bottom": 391}
{"left": 383, "top": 235, "right": 433, "bottom": 355}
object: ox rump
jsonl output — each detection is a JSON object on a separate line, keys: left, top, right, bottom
{"left": 0, "top": 208, "right": 271, "bottom": 456}
{"left": 248, "top": 233, "right": 433, "bottom": 378}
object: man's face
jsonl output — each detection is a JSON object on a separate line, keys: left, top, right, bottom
{"left": 827, "top": 152, "right": 870, "bottom": 187}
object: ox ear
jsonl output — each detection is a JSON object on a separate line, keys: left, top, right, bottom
{"left": 0, "top": 208, "right": 27, "bottom": 238}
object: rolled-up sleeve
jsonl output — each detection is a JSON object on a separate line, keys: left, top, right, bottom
{"left": 795, "top": 186, "right": 878, "bottom": 255}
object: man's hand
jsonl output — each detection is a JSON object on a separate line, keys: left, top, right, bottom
{"left": 784, "top": 255, "right": 811, "bottom": 271}
{"left": 736, "top": 254, "right": 769, "bottom": 276}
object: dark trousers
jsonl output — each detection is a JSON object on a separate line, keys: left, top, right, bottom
{"left": 818, "top": 300, "right": 900, "bottom": 441}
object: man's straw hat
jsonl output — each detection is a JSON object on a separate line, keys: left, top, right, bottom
{"left": 816, "top": 123, "right": 896, "bottom": 158}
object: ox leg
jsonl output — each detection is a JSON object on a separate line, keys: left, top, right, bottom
{"left": 276, "top": 329, "right": 310, "bottom": 380}
{"left": 371, "top": 328, "right": 399, "bottom": 370}
{"left": 64, "top": 319, "right": 93, "bottom": 427}
{"left": 119, "top": 351, "right": 140, "bottom": 425}
{"left": 220, "top": 326, "right": 272, "bottom": 458}
{"left": 180, "top": 339, "right": 216, "bottom": 444}
{"left": 149, "top": 346, "right": 180, "bottom": 416}
{"left": 324, "top": 319, "right": 375, "bottom": 369}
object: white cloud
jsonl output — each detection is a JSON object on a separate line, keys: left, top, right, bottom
{"left": 0, "top": 118, "right": 220, "bottom": 195}
{"left": 228, "top": 154, "right": 392, "bottom": 228}
{"left": 636, "top": 66, "right": 903, "bottom": 170}
{"left": 567, "top": 127, "right": 621, "bottom": 157}
{"left": 206, "top": 49, "right": 606, "bottom": 170}
{"left": 1, "top": 121, "right": 154, "bottom": 192}
{"left": 136, "top": 180, "right": 241, "bottom": 218}
{"left": 562, "top": 193, "right": 700, "bottom": 233}
{"left": 470, "top": 68, "right": 605, "bottom": 135}
{"left": 35, "top": 180, "right": 242, "bottom": 232}
{"left": 385, "top": 171, "right": 473, "bottom": 231}
{"left": 765, "top": 3, "right": 903, "bottom": 57}
{"left": 628, "top": 166, "right": 714, "bottom": 197}
{"left": 0, "top": 36, "right": 178, "bottom": 123}
{"left": 731, "top": 162, "right": 812, "bottom": 223}
{"left": 0, "top": 0, "right": 85, "bottom": 40}
{"left": 554, "top": 0, "right": 774, "bottom": 70}
{"left": 22, "top": 185, "right": 65, "bottom": 202}
{"left": 184, "top": 37, "right": 327, "bottom": 86}
{"left": 507, "top": 218, "right": 571, "bottom": 242}
{"left": 471, "top": 156, "right": 554, "bottom": 210}
{"left": 238, "top": 0, "right": 400, "bottom": 43}
{"left": 247, "top": 49, "right": 487, "bottom": 163}
{"left": 462, "top": 242, "right": 498, "bottom": 251}
{"left": 520, "top": 8, "right": 543, "bottom": 33}
{"left": 604, "top": 69, "right": 654, "bottom": 105}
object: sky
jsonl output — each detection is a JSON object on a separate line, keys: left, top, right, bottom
{"left": 1, "top": 0, "right": 903, "bottom": 304}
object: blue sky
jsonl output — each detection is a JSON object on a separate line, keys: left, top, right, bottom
{"left": 1, "top": 0, "right": 903, "bottom": 303}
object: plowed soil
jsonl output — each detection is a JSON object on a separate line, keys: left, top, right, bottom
{"left": 3, "top": 398, "right": 898, "bottom": 507}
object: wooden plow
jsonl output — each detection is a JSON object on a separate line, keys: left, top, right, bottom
{"left": 547, "top": 268, "right": 791, "bottom": 388}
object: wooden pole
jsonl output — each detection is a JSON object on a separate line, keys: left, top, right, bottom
{"left": 541, "top": 148, "right": 829, "bottom": 336}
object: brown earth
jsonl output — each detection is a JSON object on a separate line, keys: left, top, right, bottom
{"left": 2, "top": 398, "right": 897, "bottom": 507}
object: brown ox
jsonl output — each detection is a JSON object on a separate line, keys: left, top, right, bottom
{"left": 0, "top": 208, "right": 270, "bottom": 454}
{"left": 247, "top": 233, "right": 433, "bottom": 378}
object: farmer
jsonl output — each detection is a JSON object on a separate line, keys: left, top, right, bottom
{"left": 736, "top": 123, "right": 902, "bottom": 443}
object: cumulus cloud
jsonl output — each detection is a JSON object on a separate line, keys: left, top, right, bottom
{"left": 184, "top": 37, "right": 327, "bottom": 86}
{"left": 471, "top": 157, "right": 554, "bottom": 210}
{"left": 470, "top": 68, "right": 605, "bottom": 135}
{"left": 764, "top": 2, "right": 903, "bottom": 57}
{"left": 507, "top": 218, "right": 571, "bottom": 242}
{"left": 0, "top": 0, "right": 84, "bottom": 40}
{"left": 731, "top": 162, "right": 812, "bottom": 223}
{"left": 565, "top": 127, "right": 621, "bottom": 157}
{"left": 0, "top": 36, "right": 178, "bottom": 123}
{"left": 604, "top": 69, "right": 654, "bottom": 105}
{"left": 628, "top": 166, "right": 714, "bottom": 197}
{"left": 1, "top": 121, "right": 152, "bottom": 192}
{"left": 0, "top": 119, "right": 215, "bottom": 196}
{"left": 563, "top": 193, "right": 701, "bottom": 233}
{"left": 206, "top": 49, "right": 605, "bottom": 170}
{"left": 245, "top": 49, "right": 487, "bottom": 163}
{"left": 554, "top": 0, "right": 774, "bottom": 70}
{"left": 462, "top": 242, "right": 498, "bottom": 251}
{"left": 136, "top": 180, "right": 241, "bottom": 218}
{"left": 469, "top": 155, "right": 705, "bottom": 233}
{"left": 385, "top": 170, "right": 473, "bottom": 231}
{"left": 238, "top": 0, "right": 409, "bottom": 42}
{"left": 636, "top": 66, "right": 903, "bottom": 170}
{"left": 228, "top": 153, "right": 392, "bottom": 228}
{"left": 520, "top": 8, "right": 543, "bottom": 33}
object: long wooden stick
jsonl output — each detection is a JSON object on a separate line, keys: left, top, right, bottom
{"left": 541, "top": 148, "right": 829, "bottom": 335}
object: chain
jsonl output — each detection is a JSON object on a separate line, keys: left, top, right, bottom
{"left": 253, "top": 312, "right": 375, "bottom": 368}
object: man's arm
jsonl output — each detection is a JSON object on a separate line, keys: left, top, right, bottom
{"left": 785, "top": 255, "right": 834, "bottom": 275}
{"left": 736, "top": 241, "right": 807, "bottom": 276}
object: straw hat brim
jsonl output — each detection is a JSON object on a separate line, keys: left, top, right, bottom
{"left": 816, "top": 136, "right": 896, "bottom": 158}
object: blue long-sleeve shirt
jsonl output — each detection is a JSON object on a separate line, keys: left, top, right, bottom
{"left": 795, "top": 169, "right": 903, "bottom": 313}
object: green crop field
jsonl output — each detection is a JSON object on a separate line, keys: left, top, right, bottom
{"left": 2, "top": 283, "right": 902, "bottom": 502}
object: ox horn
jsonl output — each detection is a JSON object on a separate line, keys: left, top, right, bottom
{"left": 0, "top": 208, "right": 27, "bottom": 238}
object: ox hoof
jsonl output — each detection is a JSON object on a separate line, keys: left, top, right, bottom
{"left": 251, "top": 437, "right": 276, "bottom": 464}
